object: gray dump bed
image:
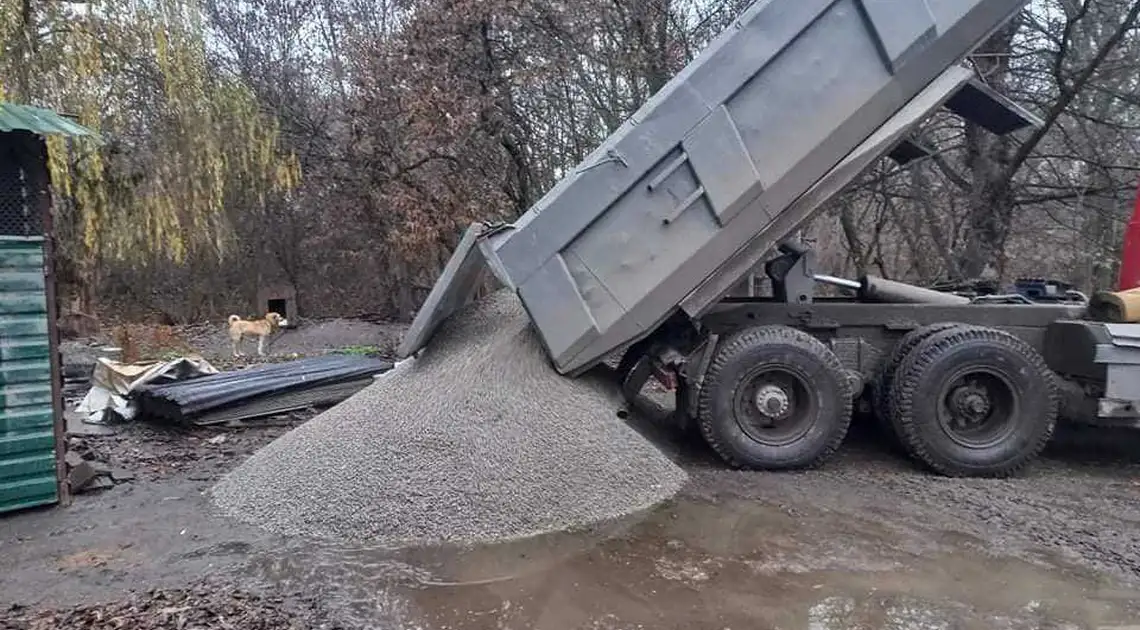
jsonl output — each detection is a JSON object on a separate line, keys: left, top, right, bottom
{"left": 400, "top": 0, "right": 1037, "bottom": 375}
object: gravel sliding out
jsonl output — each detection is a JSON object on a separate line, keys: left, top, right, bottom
{"left": 210, "top": 289, "right": 687, "bottom": 546}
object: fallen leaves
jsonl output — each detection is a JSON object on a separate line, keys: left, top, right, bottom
{"left": 3, "top": 583, "right": 320, "bottom": 630}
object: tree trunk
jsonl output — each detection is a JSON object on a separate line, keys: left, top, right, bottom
{"left": 76, "top": 247, "right": 99, "bottom": 315}
{"left": 957, "top": 124, "right": 1016, "bottom": 279}
{"left": 954, "top": 22, "right": 1018, "bottom": 280}
{"left": 14, "top": 0, "right": 36, "bottom": 100}
{"left": 838, "top": 203, "right": 868, "bottom": 276}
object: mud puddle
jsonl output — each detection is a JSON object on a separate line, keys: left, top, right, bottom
{"left": 247, "top": 496, "right": 1140, "bottom": 630}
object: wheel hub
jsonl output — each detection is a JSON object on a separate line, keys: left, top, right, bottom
{"left": 754, "top": 383, "right": 791, "bottom": 422}
{"left": 949, "top": 383, "right": 991, "bottom": 426}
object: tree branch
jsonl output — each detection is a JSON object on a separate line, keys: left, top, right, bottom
{"left": 1002, "top": 0, "right": 1140, "bottom": 182}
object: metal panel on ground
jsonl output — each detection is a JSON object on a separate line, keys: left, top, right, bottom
{"left": 0, "top": 236, "right": 57, "bottom": 514}
{"left": 134, "top": 355, "right": 394, "bottom": 425}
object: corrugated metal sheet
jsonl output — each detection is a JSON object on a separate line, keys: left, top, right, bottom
{"left": 136, "top": 355, "right": 393, "bottom": 425}
{"left": 0, "top": 235, "right": 58, "bottom": 513}
{"left": 0, "top": 102, "right": 94, "bottom": 137}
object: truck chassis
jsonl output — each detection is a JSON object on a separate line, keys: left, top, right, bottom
{"left": 619, "top": 243, "right": 1127, "bottom": 478}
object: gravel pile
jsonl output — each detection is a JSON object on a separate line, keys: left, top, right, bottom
{"left": 211, "top": 289, "right": 687, "bottom": 546}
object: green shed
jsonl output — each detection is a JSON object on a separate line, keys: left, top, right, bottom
{"left": 0, "top": 102, "right": 95, "bottom": 514}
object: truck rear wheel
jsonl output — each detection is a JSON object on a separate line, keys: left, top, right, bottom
{"left": 697, "top": 326, "right": 852, "bottom": 470}
{"left": 873, "top": 322, "right": 963, "bottom": 443}
{"left": 889, "top": 325, "right": 1058, "bottom": 477}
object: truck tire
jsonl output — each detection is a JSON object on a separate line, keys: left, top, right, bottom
{"left": 889, "top": 325, "right": 1058, "bottom": 477}
{"left": 697, "top": 326, "right": 852, "bottom": 470}
{"left": 873, "top": 322, "right": 963, "bottom": 442}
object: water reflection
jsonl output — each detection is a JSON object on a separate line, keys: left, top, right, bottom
{"left": 242, "top": 496, "right": 1140, "bottom": 629}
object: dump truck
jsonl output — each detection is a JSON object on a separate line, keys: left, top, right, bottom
{"left": 398, "top": 0, "right": 1140, "bottom": 478}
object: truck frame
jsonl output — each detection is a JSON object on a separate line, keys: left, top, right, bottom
{"left": 398, "top": 0, "right": 1140, "bottom": 478}
{"left": 614, "top": 241, "right": 1115, "bottom": 478}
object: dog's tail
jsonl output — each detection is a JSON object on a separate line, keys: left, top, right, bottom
{"left": 228, "top": 314, "right": 241, "bottom": 325}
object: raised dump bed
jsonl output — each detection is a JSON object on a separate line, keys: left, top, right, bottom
{"left": 400, "top": 0, "right": 1032, "bottom": 375}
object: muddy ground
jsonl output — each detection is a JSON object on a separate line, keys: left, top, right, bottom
{"left": 4, "top": 420, "right": 1140, "bottom": 629}
{"left": 4, "top": 322, "right": 1140, "bottom": 629}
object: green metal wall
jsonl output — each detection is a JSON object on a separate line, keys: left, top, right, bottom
{"left": 0, "top": 235, "right": 58, "bottom": 513}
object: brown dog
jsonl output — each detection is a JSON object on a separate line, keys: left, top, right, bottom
{"left": 228, "top": 312, "right": 287, "bottom": 357}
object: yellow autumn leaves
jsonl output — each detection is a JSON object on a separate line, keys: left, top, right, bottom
{"left": 0, "top": 0, "right": 300, "bottom": 265}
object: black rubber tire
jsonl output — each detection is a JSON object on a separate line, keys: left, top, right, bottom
{"left": 888, "top": 325, "right": 1058, "bottom": 477}
{"left": 697, "top": 325, "right": 853, "bottom": 470}
{"left": 872, "top": 322, "right": 964, "bottom": 442}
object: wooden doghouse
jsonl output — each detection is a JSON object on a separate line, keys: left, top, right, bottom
{"left": 256, "top": 283, "right": 298, "bottom": 328}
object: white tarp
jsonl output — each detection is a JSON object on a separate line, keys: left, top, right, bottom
{"left": 75, "top": 356, "right": 219, "bottom": 424}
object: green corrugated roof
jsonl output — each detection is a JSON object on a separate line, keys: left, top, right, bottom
{"left": 0, "top": 102, "right": 95, "bottom": 137}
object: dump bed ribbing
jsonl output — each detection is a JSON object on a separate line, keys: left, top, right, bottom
{"left": 400, "top": 0, "right": 1033, "bottom": 375}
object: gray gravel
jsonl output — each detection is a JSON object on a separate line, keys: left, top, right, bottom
{"left": 210, "top": 290, "right": 687, "bottom": 546}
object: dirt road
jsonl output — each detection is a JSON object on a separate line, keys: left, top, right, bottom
{"left": 3, "top": 415, "right": 1140, "bottom": 629}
